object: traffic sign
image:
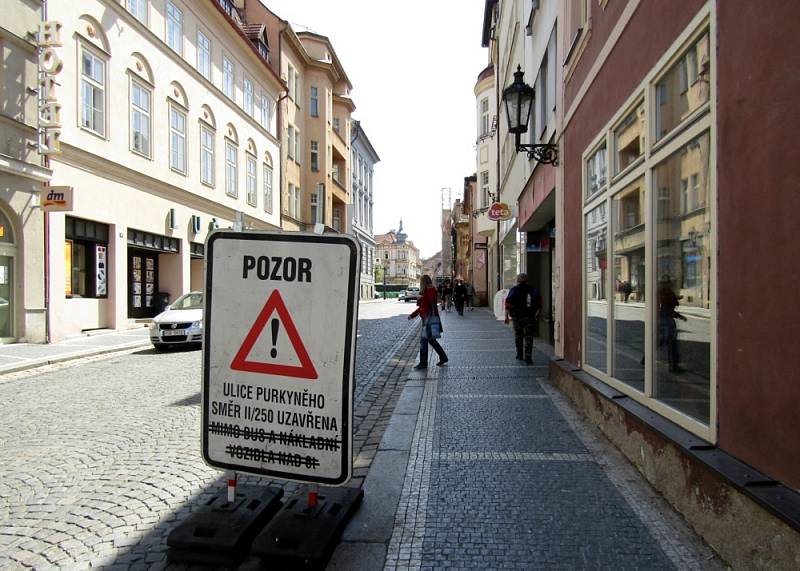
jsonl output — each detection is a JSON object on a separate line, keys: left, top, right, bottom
{"left": 202, "top": 231, "right": 360, "bottom": 485}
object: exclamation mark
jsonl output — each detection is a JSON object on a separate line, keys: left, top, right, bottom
{"left": 270, "top": 318, "right": 279, "bottom": 358}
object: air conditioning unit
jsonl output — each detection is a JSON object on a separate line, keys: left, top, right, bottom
{"left": 191, "top": 215, "right": 201, "bottom": 234}
{"left": 168, "top": 208, "right": 177, "bottom": 230}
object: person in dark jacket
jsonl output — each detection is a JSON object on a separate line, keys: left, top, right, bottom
{"left": 453, "top": 280, "right": 468, "bottom": 316}
{"left": 409, "top": 274, "right": 448, "bottom": 369}
{"left": 504, "top": 273, "right": 542, "bottom": 364}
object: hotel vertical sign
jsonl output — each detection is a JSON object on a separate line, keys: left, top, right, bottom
{"left": 38, "top": 21, "right": 63, "bottom": 156}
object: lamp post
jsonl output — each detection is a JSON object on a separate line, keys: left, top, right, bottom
{"left": 502, "top": 66, "right": 558, "bottom": 165}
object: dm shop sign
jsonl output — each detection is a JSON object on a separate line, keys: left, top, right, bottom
{"left": 203, "top": 231, "right": 360, "bottom": 485}
{"left": 488, "top": 202, "right": 513, "bottom": 221}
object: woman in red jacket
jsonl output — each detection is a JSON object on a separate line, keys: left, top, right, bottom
{"left": 408, "top": 274, "right": 448, "bottom": 369}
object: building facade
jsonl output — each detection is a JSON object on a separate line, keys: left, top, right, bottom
{"left": 349, "top": 120, "right": 379, "bottom": 300}
{"left": 44, "top": 0, "right": 283, "bottom": 340}
{"left": 375, "top": 224, "right": 420, "bottom": 287}
{"left": 0, "top": 0, "right": 49, "bottom": 343}
{"left": 481, "top": 0, "right": 800, "bottom": 565}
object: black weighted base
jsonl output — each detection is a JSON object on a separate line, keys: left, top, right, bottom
{"left": 251, "top": 486, "right": 364, "bottom": 570}
{"left": 167, "top": 484, "right": 283, "bottom": 567}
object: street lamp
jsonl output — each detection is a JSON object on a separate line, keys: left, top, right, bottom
{"left": 502, "top": 66, "right": 558, "bottom": 165}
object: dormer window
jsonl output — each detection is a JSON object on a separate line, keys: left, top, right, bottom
{"left": 257, "top": 41, "right": 269, "bottom": 63}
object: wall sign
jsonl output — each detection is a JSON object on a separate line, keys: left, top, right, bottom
{"left": 95, "top": 245, "right": 107, "bottom": 296}
{"left": 38, "top": 21, "right": 63, "bottom": 156}
{"left": 488, "top": 202, "right": 513, "bottom": 221}
{"left": 42, "top": 186, "right": 73, "bottom": 211}
{"left": 203, "top": 231, "right": 360, "bottom": 485}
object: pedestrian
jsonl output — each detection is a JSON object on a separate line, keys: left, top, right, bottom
{"left": 504, "top": 273, "right": 543, "bottom": 365}
{"left": 466, "top": 282, "right": 475, "bottom": 311}
{"left": 442, "top": 281, "right": 453, "bottom": 312}
{"left": 409, "top": 274, "right": 448, "bottom": 369}
{"left": 657, "top": 275, "right": 687, "bottom": 373}
{"left": 453, "top": 280, "right": 468, "bottom": 316}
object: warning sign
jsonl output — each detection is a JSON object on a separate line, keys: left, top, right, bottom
{"left": 202, "top": 231, "right": 359, "bottom": 485}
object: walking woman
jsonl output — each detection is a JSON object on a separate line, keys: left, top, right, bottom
{"left": 408, "top": 274, "right": 448, "bottom": 369}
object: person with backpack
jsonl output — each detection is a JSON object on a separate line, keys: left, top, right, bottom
{"left": 504, "top": 273, "right": 543, "bottom": 365}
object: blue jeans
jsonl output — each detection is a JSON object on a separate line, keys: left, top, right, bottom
{"left": 419, "top": 334, "right": 447, "bottom": 366}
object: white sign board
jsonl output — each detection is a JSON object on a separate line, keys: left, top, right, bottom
{"left": 202, "top": 231, "right": 359, "bottom": 485}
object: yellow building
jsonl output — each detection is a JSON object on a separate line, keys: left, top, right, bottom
{"left": 375, "top": 223, "right": 421, "bottom": 287}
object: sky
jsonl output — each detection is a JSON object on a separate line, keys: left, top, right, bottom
{"left": 261, "top": 0, "right": 489, "bottom": 259}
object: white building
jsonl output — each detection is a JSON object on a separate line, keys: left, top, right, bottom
{"left": 44, "top": 0, "right": 283, "bottom": 339}
{"left": 349, "top": 120, "right": 379, "bottom": 299}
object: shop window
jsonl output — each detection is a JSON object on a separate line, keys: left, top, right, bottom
{"left": 612, "top": 177, "right": 646, "bottom": 391}
{"left": 586, "top": 144, "right": 607, "bottom": 201}
{"left": 655, "top": 32, "right": 710, "bottom": 142}
{"left": 585, "top": 202, "right": 607, "bottom": 372}
{"left": 613, "top": 102, "right": 645, "bottom": 175}
{"left": 65, "top": 217, "right": 109, "bottom": 299}
{"left": 653, "top": 131, "right": 711, "bottom": 423}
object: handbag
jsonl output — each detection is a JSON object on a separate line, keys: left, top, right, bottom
{"left": 424, "top": 304, "right": 443, "bottom": 340}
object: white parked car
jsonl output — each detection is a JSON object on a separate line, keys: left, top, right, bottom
{"left": 401, "top": 287, "right": 421, "bottom": 302}
{"left": 149, "top": 291, "right": 203, "bottom": 350}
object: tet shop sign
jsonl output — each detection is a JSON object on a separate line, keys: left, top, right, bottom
{"left": 202, "top": 231, "right": 359, "bottom": 485}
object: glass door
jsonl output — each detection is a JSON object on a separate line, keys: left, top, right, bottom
{"left": 128, "top": 250, "right": 158, "bottom": 319}
{"left": 0, "top": 256, "right": 12, "bottom": 338}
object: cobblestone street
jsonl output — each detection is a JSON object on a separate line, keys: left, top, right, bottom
{"left": 0, "top": 300, "right": 418, "bottom": 570}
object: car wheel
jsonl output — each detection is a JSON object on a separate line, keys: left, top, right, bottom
{"left": 153, "top": 343, "right": 169, "bottom": 351}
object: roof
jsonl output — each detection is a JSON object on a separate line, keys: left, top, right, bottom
{"left": 242, "top": 23, "right": 267, "bottom": 44}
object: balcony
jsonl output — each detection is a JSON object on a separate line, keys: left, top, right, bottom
{"left": 215, "top": 0, "right": 242, "bottom": 24}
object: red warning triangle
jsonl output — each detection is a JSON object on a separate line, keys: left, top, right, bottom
{"left": 230, "top": 290, "right": 318, "bottom": 380}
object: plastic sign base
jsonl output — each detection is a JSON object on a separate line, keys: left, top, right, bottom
{"left": 251, "top": 486, "right": 364, "bottom": 569}
{"left": 167, "top": 485, "right": 283, "bottom": 567}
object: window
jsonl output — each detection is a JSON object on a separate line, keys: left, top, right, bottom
{"left": 310, "top": 86, "right": 319, "bottom": 117}
{"left": 613, "top": 102, "right": 644, "bottom": 175}
{"left": 65, "top": 217, "right": 109, "bottom": 299}
{"left": 310, "top": 141, "right": 319, "bottom": 171}
{"left": 287, "top": 183, "right": 299, "bottom": 219}
{"left": 332, "top": 162, "right": 340, "bottom": 184}
{"left": 332, "top": 207, "right": 341, "bottom": 232}
{"left": 260, "top": 94, "right": 271, "bottom": 131}
{"left": 128, "top": 0, "right": 147, "bottom": 23}
{"left": 294, "top": 130, "right": 300, "bottom": 165}
{"left": 246, "top": 154, "right": 257, "bottom": 206}
{"left": 197, "top": 31, "right": 211, "bottom": 80}
{"left": 288, "top": 66, "right": 296, "bottom": 100}
{"left": 223, "top": 56, "right": 234, "bottom": 99}
{"left": 200, "top": 124, "right": 214, "bottom": 186}
{"left": 169, "top": 105, "right": 187, "bottom": 174}
{"left": 480, "top": 98, "right": 489, "bottom": 137}
{"left": 244, "top": 78, "right": 254, "bottom": 115}
{"left": 582, "top": 24, "right": 714, "bottom": 433}
{"left": 310, "top": 188, "right": 320, "bottom": 224}
{"left": 130, "top": 81, "right": 151, "bottom": 157}
{"left": 166, "top": 1, "right": 183, "bottom": 55}
{"left": 655, "top": 33, "right": 710, "bottom": 142}
{"left": 567, "top": 0, "right": 588, "bottom": 57}
{"left": 80, "top": 48, "right": 105, "bottom": 136}
{"left": 537, "top": 51, "right": 548, "bottom": 138}
{"left": 586, "top": 144, "right": 607, "bottom": 200}
{"left": 287, "top": 126, "right": 295, "bottom": 160}
{"left": 263, "top": 164, "right": 273, "bottom": 213}
{"left": 332, "top": 117, "right": 340, "bottom": 134}
{"left": 225, "top": 141, "right": 238, "bottom": 197}
{"left": 481, "top": 171, "right": 490, "bottom": 207}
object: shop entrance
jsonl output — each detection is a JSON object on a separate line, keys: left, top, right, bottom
{"left": 0, "top": 209, "right": 16, "bottom": 340}
{"left": 128, "top": 250, "right": 159, "bottom": 319}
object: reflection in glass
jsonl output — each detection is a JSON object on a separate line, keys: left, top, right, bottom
{"left": 585, "top": 203, "right": 608, "bottom": 372}
{"left": 613, "top": 102, "right": 644, "bottom": 175}
{"left": 653, "top": 132, "right": 711, "bottom": 423}
{"left": 612, "top": 178, "right": 646, "bottom": 391}
{"left": 655, "top": 32, "right": 710, "bottom": 142}
{"left": 586, "top": 144, "right": 607, "bottom": 201}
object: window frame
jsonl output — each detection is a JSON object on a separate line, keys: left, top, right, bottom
{"left": 310, "top": 86, "right": 319, "bottom": 117}
{"left": 580, "top": 12, "right": 716, "bottom": 442}
{"left": 287, "top": 125, "right": 295, "bottom": 161}
{"left": 310, "top": 140, "right": 319, "bottom": 172}
{"left": 130, "top": 79, "right": 151, "bottom": 158}
{"left": 79, "top": 45, "right": 107, "bottom": 138}
{"left": 166, "top": 1, "right": 183, "bottom": 56}
{"left": 225, "top": 139, "right": 238, "bottom": 198}
{"left": 169, "top": 103, "right": 187, "bottom": 175}
{"left": 128, "top": 0, "right": 147, "bottom": 24}
{"left": 244, "top": 77, "right": 254, "bottom": 116}
{"left": 260, "top": 93, "right": 271, "bottom": 131}
{"left": 263, "top": 163, "right": 273, "bottom": 214}
{"left": 197, "top": 30, "right": 211, "bottom": 80}
{"left": 200, "top": 122, "right": 215, "bottom": 187}
{"left": 246, "top": 153, "right": 257, "bottom": 207}
{"left": 223, "top": 56, "right": 235, "bottom": 100}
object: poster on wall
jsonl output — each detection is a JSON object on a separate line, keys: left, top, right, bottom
{"left": 146, "top": 283, "right": 154, "bottom": 295}
{"left": 146, "top": 258, "right": 154, "bottom": 270}
{"left": 133, "top": 257, "right": 141, "bottom": 269}
{"left": 132, "top": 283, "right": 141, "bottom": 295}
{"left": 133, "top": 295, "right": 141, "bottom": 308}
{"left": 95, "top": 245, "right": 107, "bottom": 296}
{"left": 145, "top": 295, "right": 153, "bottom": 307}
{"left": 133, "top": 269, "right": 141, "bottom": 283}
{"left": 146, "top": 270, "right": 154, "bottom": 283}
{"left": 65, "top": 241, "right": 73, "bottom": 296}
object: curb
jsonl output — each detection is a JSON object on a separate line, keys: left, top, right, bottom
{"left": 0, "top": 340, "right": 152, "bottom": 376}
